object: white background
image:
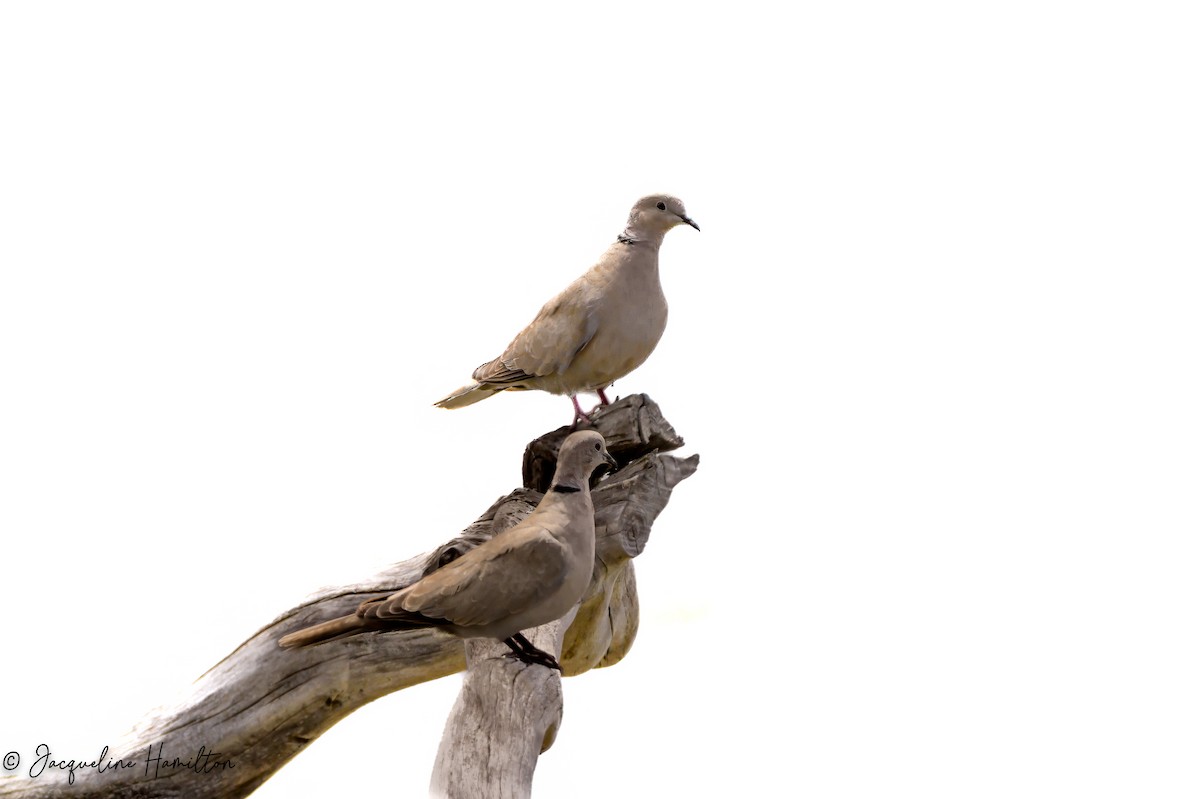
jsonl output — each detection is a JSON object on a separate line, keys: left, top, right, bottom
{"left": 2, "top": 3, "right": 1198, "bottom": 797}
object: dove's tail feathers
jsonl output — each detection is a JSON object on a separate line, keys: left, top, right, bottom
{"left": 434, "top": 382, "right": 503, "bottom": 409}
{"left": 278, "top": 614, "right": 368, "bottom": 649}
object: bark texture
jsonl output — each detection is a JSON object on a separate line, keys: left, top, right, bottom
{"left": 0, "top": 395, "right": 697, "bottom": 799}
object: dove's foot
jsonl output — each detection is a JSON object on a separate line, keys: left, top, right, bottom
{"left": 569, "top": 395, "right": 596, "bottom": 428}
{"left": 502, "top": 633, "right": 563, "bottom": 671}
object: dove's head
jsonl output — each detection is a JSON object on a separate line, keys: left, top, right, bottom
{"left": 554, "top": 430, "right": 618, "bottom": 488}
{"left": 627, "top": 194, "right": 700, "bottom": 237}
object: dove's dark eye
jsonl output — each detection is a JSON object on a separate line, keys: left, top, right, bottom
{"left": 656, "top": 201, "right": 666, "bottom": 211}
{"left": 594, "top": 442, "right": 601, "bottom": 451}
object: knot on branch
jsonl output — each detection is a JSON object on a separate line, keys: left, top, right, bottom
{"left": 522, "top": 394, "right": 685, "bottom": 492}
{"left": 431, "top": 394, "right": 693, "bottom": 573}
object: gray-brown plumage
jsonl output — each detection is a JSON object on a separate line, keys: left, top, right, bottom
{"left": 435, "top": 194, "right": 699, "bottom": 423}
{"left": 278, "top": 430, "right": 617, "bottom": 670}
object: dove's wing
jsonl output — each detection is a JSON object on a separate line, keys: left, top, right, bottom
{"left": 472, "top": 276, "right": 600, "bottom": 386}
{"left": 374, "top": 527, "right": 571, "bottom": 630}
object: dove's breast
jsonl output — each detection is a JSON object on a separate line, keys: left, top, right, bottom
{"left": 560, "top": 257, "right": 667, "bottom": 393}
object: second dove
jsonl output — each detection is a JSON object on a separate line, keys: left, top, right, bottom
{"left": 279, "top": 430, "right": 617, "bottom": 671}
{"left": 435, "top": 194, "right": 698, "bottom": 424}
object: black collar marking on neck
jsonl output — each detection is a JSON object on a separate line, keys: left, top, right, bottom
{"left": 616, "top": 234, "right": 637, "bottom": 244}
{"left": 551, "top": 483, "right": 582, "bottom": 494}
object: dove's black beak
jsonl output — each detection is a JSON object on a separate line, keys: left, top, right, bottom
{"left": 682, "top": 215, "right": 700, "bottom": 231}
{"left": 602, "top": 452, "right": 618, "bottom": 472}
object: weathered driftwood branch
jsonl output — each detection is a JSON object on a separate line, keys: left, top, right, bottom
{"left": 0, "top": 395, "right": 697, "bottom": 799}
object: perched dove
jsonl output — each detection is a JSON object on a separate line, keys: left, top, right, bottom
{"left": 279, "top": 430, "right": 617, "bottom": 670}
{"left": 435, "top": 194, "right": 699, "bottom": 424}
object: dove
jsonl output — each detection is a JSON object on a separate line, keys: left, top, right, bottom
{"left": 279, "top": 430, "right": 618, "bottom": 670}
{"left": 435, "top": 194, "right": 699, "bottom": 424}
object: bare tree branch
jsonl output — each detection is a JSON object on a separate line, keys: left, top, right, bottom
{"left": 0, "top": 395, "right": 697, "bottom": 799}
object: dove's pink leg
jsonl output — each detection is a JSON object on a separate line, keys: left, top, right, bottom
{"left": 570, "top": 395, "right": 593, "bottom": 426}
{"left": 583, "top": 388, "right": 613, "bottom": 417}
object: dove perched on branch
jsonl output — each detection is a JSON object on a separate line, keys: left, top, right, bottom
{"left": 279, "top": 430, "right": 618, "bottom": 670}
{"left": 435, "top": 194, "right": 699, "bottom": 424}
